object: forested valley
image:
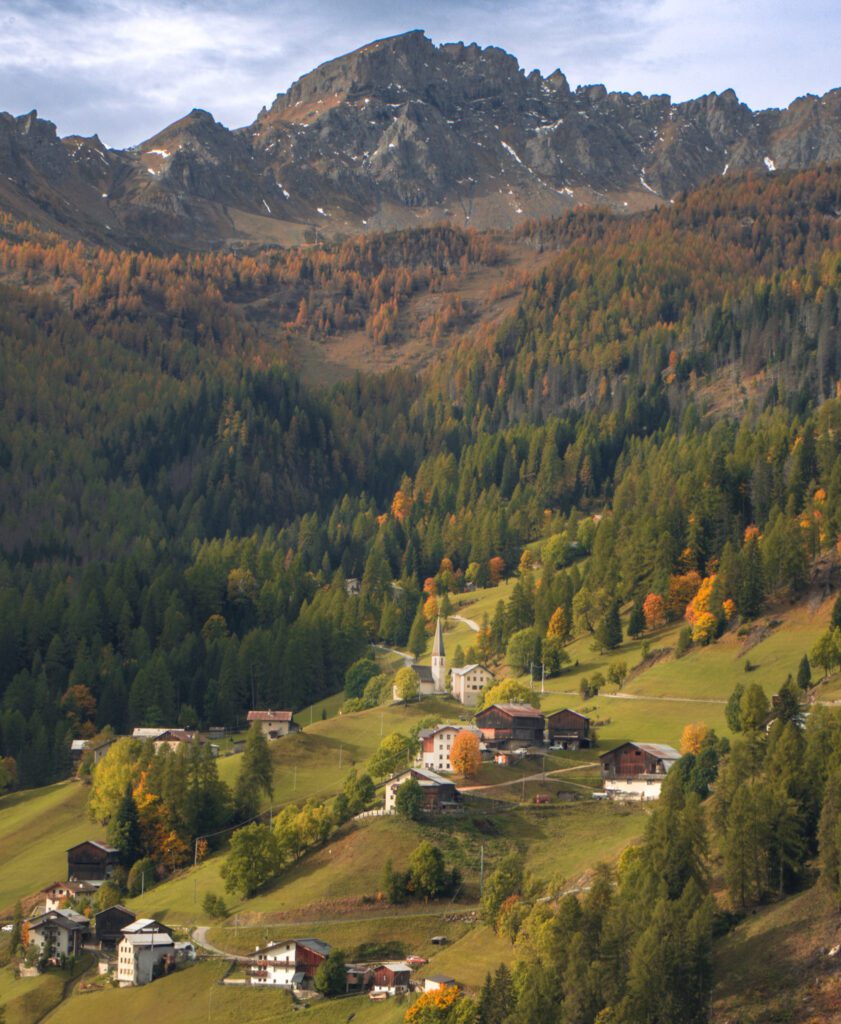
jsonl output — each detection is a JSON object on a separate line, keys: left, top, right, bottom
{"left": 2, "top": 164, "right": 841, "bottom": 799}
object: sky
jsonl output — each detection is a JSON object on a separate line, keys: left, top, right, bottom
{"left": 0, "top": 0, "right": 838, "bottom": 149}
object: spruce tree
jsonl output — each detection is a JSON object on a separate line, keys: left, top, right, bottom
{"left": 595, "top": 602, "right": 622, "bottom": 652}
{"left": 107, "top": 781, "right": 142, "bottom": 866}
{"left": 797, "top": 653, "right": 812, "bottom": 691}
{"left": 627, "top": 598, "right": 645, "bottom": 639}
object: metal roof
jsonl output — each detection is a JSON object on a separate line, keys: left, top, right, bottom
{"left": 478, "top": 702, "right": 543, "bottom": 719}
{"left": 600, "top": 741, "right": 681, "bottom": 762}
{"left": 451, "top": 664, "right": 492, "bottom": 676}
{"left": 247, "top": 710, "right": 293, "bottom": 722}
{"left": 379, "top": 962, "right": 411, "bottom": 972}
{"left": 121, "top": 933, "right": 173, "bottom": 946}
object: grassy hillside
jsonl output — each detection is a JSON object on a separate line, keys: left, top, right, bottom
{"left": 0, "top": 782, "right": 102, "bottom": 916}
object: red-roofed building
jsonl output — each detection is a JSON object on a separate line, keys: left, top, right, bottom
{"left": 474, "top": 703, "right": 545, "bottom": 749}
{"left": 246, "top": 710, "right": 299, "bottom": 739}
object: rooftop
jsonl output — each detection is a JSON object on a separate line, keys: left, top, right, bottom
{"left": 601, "top": 741, "right": 681, "bottom": 762}
{"left": 120, "top": 933, "right": 174, "bottom": 947}
{"left": 478, "top": 702, "right": 543, "bottom": 719}
{"left": 247, "top": 710, "right": 293, "bottom": 722}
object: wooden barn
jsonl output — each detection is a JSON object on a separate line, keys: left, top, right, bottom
{"left": 67, "top": 840, "right": 120, "bottom": 882}
{"left": 546, "top": 709, "right": 592, "bottom": 749}
{"left": 599, "top": 742, "right": 681, "bottom": 800}
{"left": 372, "top": 961, "right": 412, "bottom": 995}
{"left": 95, "top": 905, "right": 136, "bottom": 946}
{"left": 474, "top": 703, "right": 545, "bottom": 749}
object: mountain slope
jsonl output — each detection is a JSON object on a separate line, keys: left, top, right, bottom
{"left": 2, "top": 31, "right": 841, "bottom": 249}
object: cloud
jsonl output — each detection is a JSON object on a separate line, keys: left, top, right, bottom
{"left": 0, "top": 0, "right": 836, "bottom": 147}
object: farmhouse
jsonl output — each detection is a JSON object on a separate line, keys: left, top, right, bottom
{"left": 131, "top": 727, "right": 178, "bottom": 740}
{"left": 246, "top": 710, "right": 298, "bottom": 739}
{"left": 151, "top": 729, "right": 201, "bottom": 752}
{"left": 474, "top": 703, "right": 545, "bottom": 749}
{"left": 116, "top": 930, "right": 175, "bottom": 986}
{"left": 372, "top": 961, "right": 412, "bottom": 995}
{"left": 599, "top": 742, "right": 681, "bottom": 800}
{"left": 28, "top": 909, "right": 89, "bottom": 958}
{"left": 450, "top": 664, "right": 494, "bottom": 706}
{"left": 94, "top": 905, "right": 136, "bottom": 946}
{"left": 546, "top": 709, "right": 592, "bottom": 749}
{"left": 248, "top": 938, "right": 331, "bottom": 989}
{"left": 416, "top": 724, "right": 481, "bottom": 774}
{"left": 67, "top": 840, "right": 120, "bottom": 882}
{"left": 41, "top": 879, "right": 97, "bottom": 912}
{"left": 384, "top": 767, "right": 460, "bottom": 814}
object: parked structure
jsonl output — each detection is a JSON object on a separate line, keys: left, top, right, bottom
{"left": 28, "top": 909, "right": 89, "bottom": 958}
{"left": 474, "top": 703, "right": 545, "bottom": 749}
{"left": 372, "top": 962, "right": 412, "bottom": 995}
{"left": 67, "top": 840, "right": 120, "bottom": 882}
{"left": 246, "top": 710, "right": 298, "bottom": 739}
{"left": 416, "top": 724, "right": 481, "bottom": 774}
{"left": 248, "top": 938, "right": 331, "bottom": 989}
{"left": 94, "top": 905, "right": 136, "bottom": 946}
{"left": 42, "top": 879, "right": 97, "bottom": 911}
{"left": 384, "top": 767, "right": 460, "bottom": 814}
{"left": 450, "top": 664, "right": 494, "bottom": 706}
{"left": 599, "top": 742, "right": 681, "bottom": 800}
{"left": 546, "top": 709, "right": 592, "bottom": 749}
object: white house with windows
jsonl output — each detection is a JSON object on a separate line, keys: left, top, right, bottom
{"left": 116, "top": 932, "right": 174, "bottom": 986}
{"left": 450, "top": 664, "right": 494, "bottom": 706}
{"left": 247, "top": 938, "right": 331, "bottom": 989}
{"left": 415, "top": 724, "right": 482, "bottom": 774}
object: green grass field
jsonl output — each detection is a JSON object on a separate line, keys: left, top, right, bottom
{"left": 0, "top": 781, "right": 105, "bottom": 915}
{"left": 0, "top": 955, "right": 90, "bottom": 1024}
{"left": 47, "top": 962, "right": 406, "bottom": 1024}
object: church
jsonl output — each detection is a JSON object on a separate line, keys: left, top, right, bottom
{"left": 411, "top": 616, "right": 448, "bottom": 696}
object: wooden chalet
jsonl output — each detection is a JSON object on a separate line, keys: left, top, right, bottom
{"left": 372, "top": 961, "right": 412, "bottom": 995}
{"left": 248, "top": 937, "right": 331, "bottom": 989}
{"left": 599, "top": 742, "right": 681, "bottom": 800}
{"left": 546, "top": 708, "right": 592, "bottom": 749}
{"left": 95, "top": 905, "right": 136, "bottom": 946}
{"left": 246, "top": 710, "right": 298, "bottom": 739}
{"left": 474, "top": 703, "right": 545, "bottom": 749}
{"left": 383, "top": 767, "right": 460, "bottom": 814}
{"left": 67, "top": 840, "right": 120, "bottom": 882}
{"left": 42, "top": 879, "right": 97, "bottom": 912}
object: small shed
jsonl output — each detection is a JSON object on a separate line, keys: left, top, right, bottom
{"left": 546, "top": 709, "right": 592, "bottom": 749}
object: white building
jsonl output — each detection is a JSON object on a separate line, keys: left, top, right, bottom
{"left": 450, "top": 664, "right": 494, "bottom": 706}
{"left": 116, "top": 932, "right": 174, "bottom": 986}
{"left": 27, "top": 909, "right": 89, "bottom": 958}
{"left": 416, "top": 724, "right": 482, "bottom": 774}
{"left": 248, "top": 938, "right": 331, "bottom": 989}
{"left": 600, "top": 742, "right": 681, "bottom": 801}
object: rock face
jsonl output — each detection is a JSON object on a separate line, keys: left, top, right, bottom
{"left": 2, "top": 30, "right": 840, "bottom": 248}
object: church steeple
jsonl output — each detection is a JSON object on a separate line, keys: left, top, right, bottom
{"left": 431, "top": 616, "right": 446, "bottom": 690}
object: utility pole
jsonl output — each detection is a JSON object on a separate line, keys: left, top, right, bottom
{"left": 339, "top": 744, "right": 343, "bottom": 769}
{"left": 479, "top": 844, "right": 484, "bottom": 896}
{"left": 541, "top": 662, "right": 545, "bottom": 694}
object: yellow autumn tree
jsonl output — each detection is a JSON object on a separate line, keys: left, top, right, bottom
{"left": 680, "top": 722, "right": 709, "bottom": 755}
{"left": 404, "top": 984, "right": 461, "bottom": 1023}
{"left": 684, "top": 574, "right": 723, "bottom": 644}
{"left": 547, "top": 606, "right": 570, "bottom": 641}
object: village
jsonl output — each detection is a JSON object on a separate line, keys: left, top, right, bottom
{"left": 1, "top": 614, "right": 692, "bottom": 1012}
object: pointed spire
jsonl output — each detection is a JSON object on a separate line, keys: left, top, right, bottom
{"left": 432, "top": 616, "right": 445, "bottom": 658}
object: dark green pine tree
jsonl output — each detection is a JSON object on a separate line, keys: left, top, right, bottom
{"left": 407, "top": 604, "right": 426, "bottom": 660}
{"left": 234, "top": 722, "right": 274, "bottom": 819}
{"left": 832, "top": 593, "right": 841, "bottom": 631}
{"left": 595, "top": 601, "right": 623, "bottom": 652}
{"left": 797, "top": 654, "right": 812, "bottom": 691}
{"left": 107, "top": 781, "right": 142, "bottom": 866}
{"left": 736, "top": 535, "right": 765, "bottom": 618}
{"left": 627, "top": 598, "right": 645, "bottom": 639}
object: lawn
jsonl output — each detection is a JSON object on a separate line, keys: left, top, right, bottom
{"left": 0, "top": 956, "right": 90, "bottom": 1024}
{"left": 206, "top": 913, "right": 475, "bottom": 959}
{"left": 420, "top": 923, "right": 511, "bottom": 989}
{"left": 0, "top": 781, "right": 103, "bottom": 914}
{"left": 47, "top": 961, "right": 405, "bottom": 1024}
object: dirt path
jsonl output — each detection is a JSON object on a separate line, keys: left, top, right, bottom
{"left": 459, "top": 762, "right": 598, "bottom": 792}
{"left": 555, "top": 689, "right": 727, "bottom": 705}
{"left": 449, "top": 614, "right": 480, "bottom": 633}
{"left": 372, "top": 643, "right": 412, "bottom": 663}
